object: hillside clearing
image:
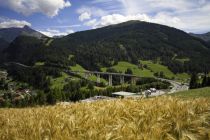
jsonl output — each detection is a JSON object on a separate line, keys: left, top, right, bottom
{"left": 102, "top": 61, "right": 190, "bottom": 82}
{"left": 175, "top": 58, "right": 190, "bottom": 63}
{"left": 50, "top": 72, "right": 73, "bottom": 89}
{"left": 34, "top": 61, "right": 45, "bottom": 66}
{"left": 101, "top": 61, "right": 154, "bottom": 77}
{"left": 141, "top": 60, "right": 175, "bottom": 79}
{"left": 70, "top": 64, "right": 107, "bottom": 83}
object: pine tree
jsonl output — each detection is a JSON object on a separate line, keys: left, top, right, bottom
{"left": 202, "top": 75, "right": 208, "bottom": 87}
{"left": 46, "top": 91, "right": 56, "bottom": 105}
{"left": 189, "top": 73, "right": 198, "bottom": 89}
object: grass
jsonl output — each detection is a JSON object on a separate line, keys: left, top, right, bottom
{"left": 70, "top": 64, "right": 86, "bottom": 72}
{"left": 176, "top": 73, "right": 190, "bottom": 82}
{"left": 141, "top": 60, "right": 190, "bottom": 81}
{"left": 50, "top": 72, "right": 72, "bottom": 89}
{"left": 102, "top": 61, "right": 189, "bottom": 81}
{"left": 171, "top": 87, "right": 210, "bottom": 98}
{"left": 172, "top": 54, "right": 190, "bottom": 63}
{"left": 45, "top": 39, "right": 54, "bottom": 46}
{"left": 88, "top": 75, "right": 107, "bottom": 84}
{"left": 34, "top": 61, "right": 45, "bottom": 66}
{"left": 102, "top": 61, "right": 154, "bottom": 77}
{"left": 68, "top": 55, "right": 75, "bottom": 60}
{"left": 71, "top": 64, "right": 107, "bottom": 84}
{"left": 175, "top": 58, "right": 190, "bottom": 63}
{"left": 141, "top": 60, "right": 175, "bottom": 79}
{"left": 0, "top": 96, "right": 210, "bottom": 140}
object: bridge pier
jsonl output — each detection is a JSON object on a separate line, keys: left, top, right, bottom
{"left": 131, "top": 77, "right": 137, "bottom": 85}
{"left": 97, "top": 74, "right": 101, "bottom": 83}
{"left": 108, "top": 75, "right": 112, "bottom": 86}
{"left": 120, "top": 75, "right": 124, "bottom": 84}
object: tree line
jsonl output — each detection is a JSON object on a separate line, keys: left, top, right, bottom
{"left": 189, "top": 73, "right": 210, "bottom": 89}
{"left": 0, "top": 66, "right": 170, "bottom": 107}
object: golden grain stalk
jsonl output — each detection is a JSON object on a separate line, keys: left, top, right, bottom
{"left": 0, "top": 96, "right": 210, "bottom": 140}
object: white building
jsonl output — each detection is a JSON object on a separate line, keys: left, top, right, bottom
{"left": 112, "top": 91, "right": 136, "bottom": 98}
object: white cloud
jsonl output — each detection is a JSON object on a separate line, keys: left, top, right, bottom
{"left": 77, "top": 6, "right": 107, "bottom": 18}
{"left": 118, "top": 0, "right": 210, "bottom": 33}
{"left": 84, "top": 13, "right": 182, "bottom": 29}
{"left": 79, "top": 12, "right": 91, "bottom": 21}
{"left": 84, "top": 19, "right": 97, "bottom": 27}
{"left": 50, "top": 24, "right": 81, "bottom": 28}
{"left": 118, "top": 0, "right": 196, "bottom": 15}
{"left": 0, "top": 0, "right": 71, "bottom": 17}
{"left": 80, "top": 0, "right": 210, "bottom": 33}
{"left": 0, "top": 18, "right": 31, "bottom": 28}
{"left": 39, "top": 28, "right": 74, "bottom": 37}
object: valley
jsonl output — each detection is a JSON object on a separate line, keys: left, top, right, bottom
{"left": 1, "top": 21, "right": 210, "bottom": 108}
{"left": 1, "top": 1, "right": 210, "bottom": 139}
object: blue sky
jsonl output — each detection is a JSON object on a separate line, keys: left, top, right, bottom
{"left": 0, "top": 0, "right": 210, "bottom": 37}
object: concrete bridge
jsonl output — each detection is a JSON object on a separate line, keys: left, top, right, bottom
{"left": 3, "top": 62, "right": 189, "bottom": 90}
{"left": 3, "top": 62, "right": 139, "bottom": 86}
{"left": 64, "top": 70, "right": 140, "bottom": 86}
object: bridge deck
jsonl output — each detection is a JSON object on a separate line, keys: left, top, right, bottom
{"left": 65, "top": 70, "right": 140, "bottom": 78}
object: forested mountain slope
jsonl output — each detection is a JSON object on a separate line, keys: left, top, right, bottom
{"left": 190, "top": 32, "right": 210, "bottom": 42}
{"left": 2, "top": 36, "right": 72, "bottom": 66}
{"left": 0, "top": 38, "right": 9, "bottom": 51}
{"left": 53, "top": 21, "right": 210, "bottom": 72}
{"left": 2, "top": 21, "right": 210, "bottom": 74}
{"left": 190, "top": 32, "right": 210, "bottom": 45}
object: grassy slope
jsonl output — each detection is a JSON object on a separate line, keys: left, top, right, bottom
{"left": 50, "top": 64, "right": 108, "bottom": 89}
{"left": 101, "top": 61, "right": 154, "bottom": 77}
{"left": 52, "top": 61, "right": 190, "bottom": 89}
{"left": 141, "top": 60, "right": 175, "bottom": 78}
{"left": 70, "top": 64, "right": 86, "bottom": 71}
{"left": 34, "top": 61, "right": 45, "bottom": 66}
{"left": 175, "top": 58, "right": 190, "bottom": 63}
{"left": 102, "top": 61, "right": 190, "bottom": 81}
{"left": 141, "top": 60, "right": 190, "bottom": 81}
{"left": 171, "top": 87, "right": 210, "bottom": 98}
{"left": 50, "top": 72, "right": 71, "bottom": 89}
{"left": 70, "top": 64, "right": 107, "bottom": 84}
{"left": 0, "top": 97, "right": 210, "bottom": 140}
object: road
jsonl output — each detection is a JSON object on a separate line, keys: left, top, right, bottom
{"left": 4, "top": 62, "right": 31, "bottom": 68}
{"left": 149, "top": 78, "right": 189, "bottom": 97}
{"left": 157, "top": 78, "right": 189, "bottom": 93}
{"left": 4, "top": 62, "right": 190, "bottom": 95}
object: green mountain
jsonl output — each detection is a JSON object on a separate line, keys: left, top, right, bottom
{"left": 190, "top": 32, "right": 210, "bottom": 44}
{"left": 2, "top": 21, "right": 210, "bottom": 74}
{"left": 0, "top": 37, "right": 9, "bottom": 51}
{"left": 1, "top": 36, "right": 71, "bottom": 66}
{"left": 52, "top": 21, "right": 210, "bottom": 73}
{"left": 0, "top": 25, "right": 45, "bottom": 42}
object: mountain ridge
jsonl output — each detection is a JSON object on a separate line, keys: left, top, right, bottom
{"left": 190, "top": 32, "right": 210, "bottom": 43}
{"left": 2, "top": 21, "right": 210, "bottom": 74}
{"left": 0, "top": 25, "right": 46, "bottom": 42}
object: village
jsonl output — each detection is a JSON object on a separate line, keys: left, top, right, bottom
{"left": 0, "top": 70, "right": 33, "bottom": 106}
{"left": 1, "top": 68, "right": 189, "bottom": 106}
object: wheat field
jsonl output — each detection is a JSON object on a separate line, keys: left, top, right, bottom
{"left": 0, "top": 96, "right": 210, "bottom": 140}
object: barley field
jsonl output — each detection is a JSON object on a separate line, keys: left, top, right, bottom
{"left": 0, "top": 96, "right": 210, "bottom": 140}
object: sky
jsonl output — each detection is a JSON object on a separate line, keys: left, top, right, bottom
{"left": 0, "top": 0, "right": 210, "bottom": 37}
